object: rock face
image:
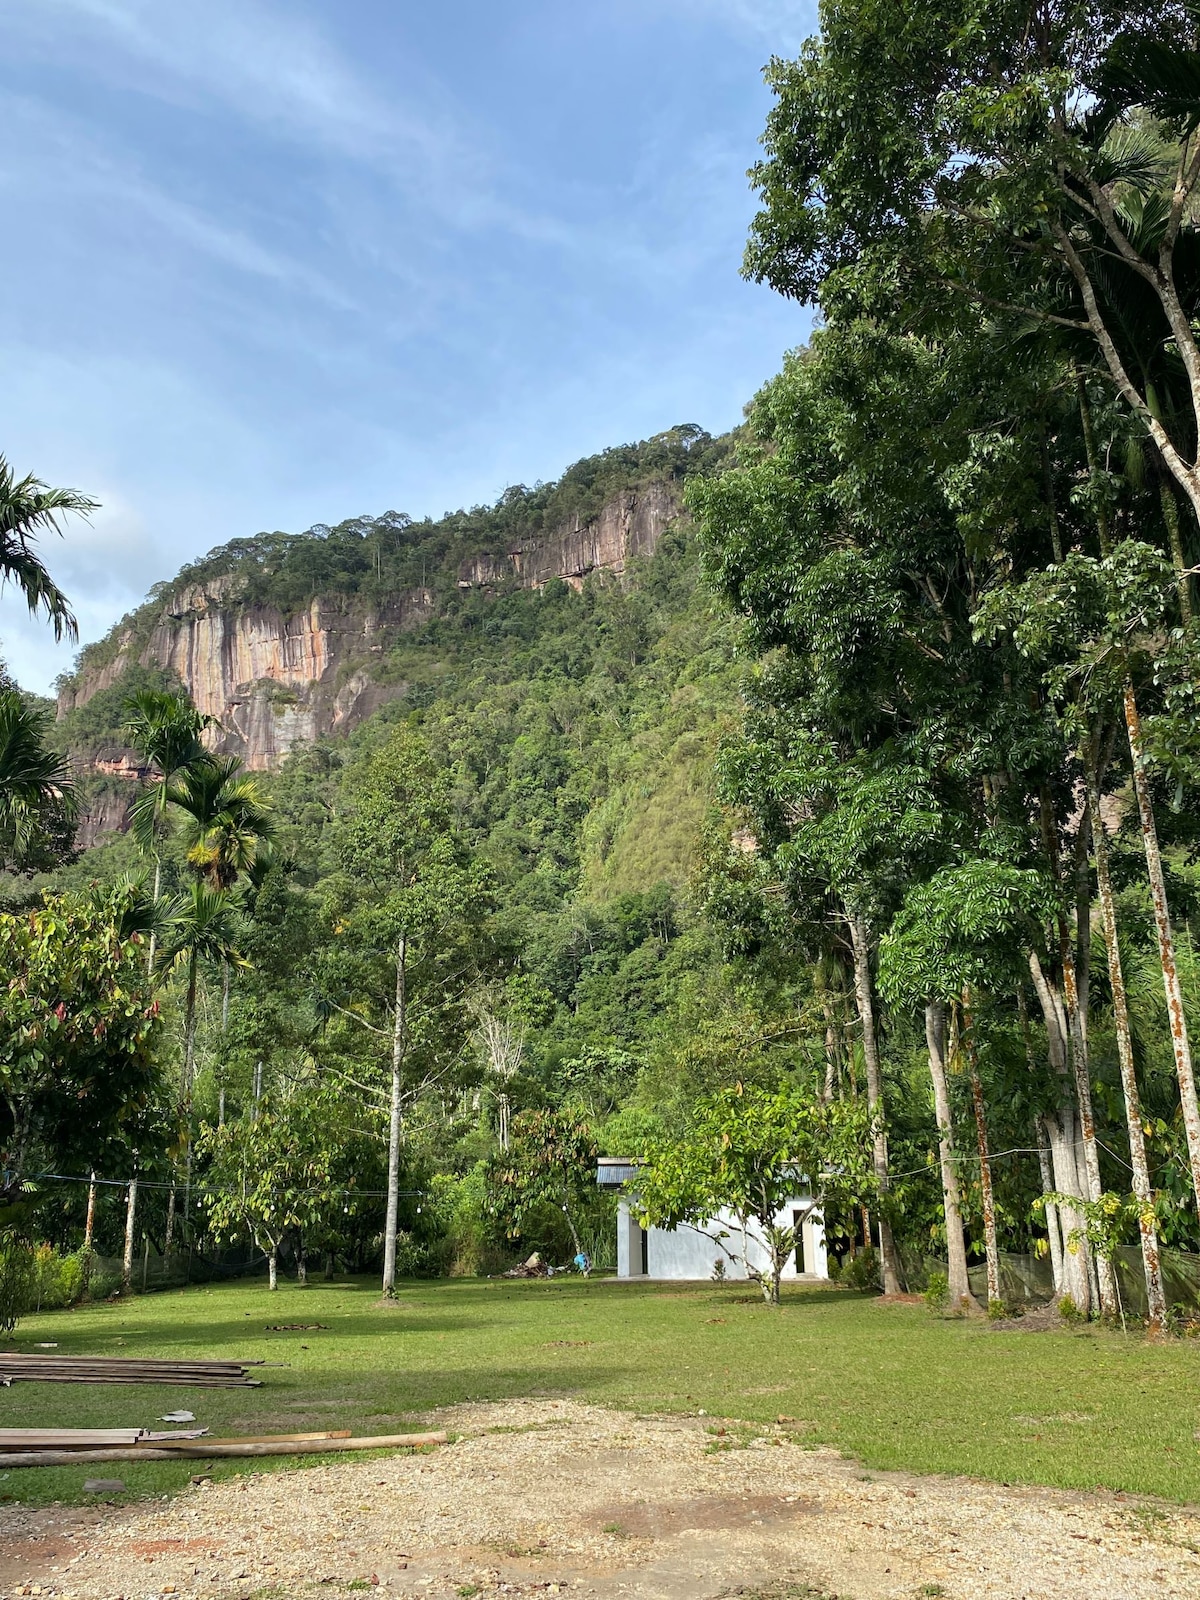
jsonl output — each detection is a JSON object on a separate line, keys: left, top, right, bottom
{"left": 58, "top": 482, "right": 681, "bottom": 772}
{"left": 74, "top": 765, "right": 146, "bottom": 849}
{"left": 456, "top": 480, "right": 678, "bottom": 591}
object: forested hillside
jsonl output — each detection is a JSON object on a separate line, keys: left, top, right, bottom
{"left": 7, "top": 0, "right": 1200, "bottom": 1338}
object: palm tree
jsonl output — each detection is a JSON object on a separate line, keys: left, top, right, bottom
{"left": 155, "top": 757, "right": 271, "bottom": 1245}
{"left": 156, "top": 880, "right": 246, "bottom": 1232}
{"left": 0, "top": 456, "right": 96, "bottom": 641}
{"left": 166, "top": 755, "right": 275, "bottom": 889}
{"left": 124, "top": 690, "right": 214, "bottom": 965}
{"left": 0, "top": 690, "right": 75, "bottom": 866}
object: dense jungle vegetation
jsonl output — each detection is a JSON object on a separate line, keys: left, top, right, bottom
{"left": 6, "top": 0, "right": 1200, "bottom": 1341}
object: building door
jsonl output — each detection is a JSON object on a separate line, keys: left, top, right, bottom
{"left": 640, "top": 1227, "right": 649, "bottom": 1277}
{"left": 793, "top": 1210, "right": 806, "bottom": 1275}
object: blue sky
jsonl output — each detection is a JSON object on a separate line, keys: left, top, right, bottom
{"left": 0, "top": 0, "right": 815, "bottom": 694}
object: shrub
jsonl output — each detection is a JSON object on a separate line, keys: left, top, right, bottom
{"left": 0, "top": 1238, "right": 35, "bottom": 1332}
{"left": 924, "top": 1271, "right": 949, "bottom": 1313}
{"left": 0, "top": 1241, "right": 96, "bottom": 1330}
{"left": 842, "top": 1246, "right": 880, "bottom": 1293}
{"left": 1058, "top": 1293, "right": 1086, "bottom": 1325}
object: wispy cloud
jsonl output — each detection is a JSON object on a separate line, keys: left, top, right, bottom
{"left": 0, "top": 94, "right": 359, "bottom": 312}
{"left": 3, "top": 0, "right": 562, "bottom": 242}
{"left": 651, "top": 0, "right": 816, "bottom": 55}
{"left": 25, "top": 0, "right": 449, "bottom": 166}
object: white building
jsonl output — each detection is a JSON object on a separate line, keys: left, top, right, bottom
{"left": 597, "top": 1158, "right": 829, "bottom": 1282}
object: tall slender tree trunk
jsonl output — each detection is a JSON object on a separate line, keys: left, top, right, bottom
{"left": 1035, "top": 1120, "right": 1065, "bottom": 1293}
{"left": 268, "top": 1246, "right": 278, "bottom": 1291}
{"left": 1060, "top": 924, "right": 1119, "bottom": 1319}
{"left": 1086, "top": 751, "right": 1168, "bottom": 1330}
{"left": 969, "top": 1067, "right": 1001, "bottom": 1308}
{"left": 925, "top": 1002, "right": 973, "bottom": 1308}
{"left": 562, "top": 1201, "right": 583, "bottom": 1260}
{"left": 1160, "top": 479, "right": 1193, "bottom": 625}
{"left": 1124, "top": 684, "right": 1200, "bottom": 1217}
{"left": 382, "top": 933, "right": 407, "bottom": 1297}
{"left": 1041, "top": 775, "right": 1118, "bottom": 1318}
{"left": 1079, "top": 380, "right": 1200, "bottom": 1221}
{"left": 84, "top": 1171, "right": 97, "bottom": 1252}
{"left": 147, "top": 856, "right": 161, "bottom": 974}
{"left": 182, "top": 951, "right": 198, "bottom": 1232}
{"left": 821, "top": 993, "right": 838, "bottom": 1105}
{"left": 847, "top": 908, "right": 901, "bottom": 1294}
{"left": 164, "top": 1187, "right": 176, "bottom": 1261}
{"left": 960, "top": 1000, "right": 1001, "bottom": 1308}
{"left": 1020, "top": 992, "right": 1065, "bottom": 1293}
{"left": 1028, "top": 951, "right": 1093, "bottom": 1313}
{"left": 122, "top": 1177, "right": 138, "bottom": 1293}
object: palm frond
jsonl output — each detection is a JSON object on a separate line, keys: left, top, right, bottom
{"left": 122, "top": 689, "right": 213, "bottom": 774}
{"left": 0, "top": 455, "right": 96, "bottom": 642}
{"left": 166, "top": 755, "right": 275, "bottom": 888}
{"left": 1099, "top": 26, "right": 1200, "bottom": 133}
{"left": 155, "top": 880, "right": 248, "bottom": 975}
{"left": 1093, "top": 124, "right": 1175, "bottom": 199}
{"left": 0, "top": 690, "right": 75, "bottom": 857}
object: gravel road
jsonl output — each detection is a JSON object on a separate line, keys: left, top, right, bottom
{"left": 1, "top": 1398, "right": 1198, "bottom": 1600}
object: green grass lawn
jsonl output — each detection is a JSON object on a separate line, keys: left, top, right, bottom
{"left": 3, "top": 1275, "right": 1199, "bottom": 1508}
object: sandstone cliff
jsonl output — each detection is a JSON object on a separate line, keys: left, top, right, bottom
{"left": 456, "top": 480, "right": 677, "bottom": 591}
{"left": 58, "top": 480, "right": 681, "bottom": 775}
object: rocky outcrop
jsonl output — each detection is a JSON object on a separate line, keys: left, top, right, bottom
{"left": 58, "top": 482, "right": 682, "bottom": 772}
{"left": 72, "top": 756, "right": 148, "bottom": 849}
{"left": 456, "top": 481, "right": 677, "bottom": 592}
{"left": 58, "top": 590, "right": 434, "bottom": 770}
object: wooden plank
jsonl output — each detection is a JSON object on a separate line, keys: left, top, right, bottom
{"left": 0, "top": 1429, "right": 145, "bottom": 1448}
{"left": 147, "top": 1429, "right": 352, "bottom": 1449}
{"left": 0, "top": 1431, "right": 448, "bottom": 1467}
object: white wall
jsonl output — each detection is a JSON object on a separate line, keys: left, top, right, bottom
{"left": 616, "top": 1197, "right": 827, "bottom": 1281}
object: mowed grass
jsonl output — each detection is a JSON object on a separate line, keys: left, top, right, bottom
{"left": 3, "top": 1275, "right": 1200, "bottom": 1507}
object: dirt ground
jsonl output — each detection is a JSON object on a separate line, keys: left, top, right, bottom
{"left": 1, "top": 1398, "right": 1199, "bottom": 1600}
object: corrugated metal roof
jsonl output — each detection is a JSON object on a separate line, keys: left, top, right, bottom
{"left": 596, "top": 1157, "right": 642, "bottom": 1189}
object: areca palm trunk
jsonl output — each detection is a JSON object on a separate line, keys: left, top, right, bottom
{"left": 147, "top": 856, "right": 161, "bottom": 974}
{"left": 1086, "top": 755, "right": 1167, "bottom": 1330}
{"left": 847, "top": 908, "right": 901, "bottom": 1294}
{"left": 925, "top": 1002, "right": 972, "bottom": 1307}
{"left": 382, "top": 933, "right": 407, "bottom": 1297}
{"left": 182, "top": 950, "right": 198, "bottom": 1231}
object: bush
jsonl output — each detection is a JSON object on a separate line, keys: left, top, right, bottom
{"left": 842, "top": 1246, "right": 881, "bottom": 1293}
{"left": 433, "top": 1166, "right": 513, "bottom": 1277}
{"left": 1058, "top": 1293, "right": 1086, "bottom": 1325}
{"left": 0, "top": 1238, "right": 36, "bottom": 1332}
{"left": 924, "top": 1271, "right": 950, "bottom": 1313}
{"left": 0, "top": 1241, "right": 95, "bottom": 1330}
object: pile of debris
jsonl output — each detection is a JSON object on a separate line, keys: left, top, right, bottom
{"left": 502, "top": 1252, "right": 548, "bottom": 1278}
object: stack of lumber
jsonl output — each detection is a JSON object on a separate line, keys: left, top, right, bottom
{"left": 0, "top": 1426, "right": 448, "bottom": 1467}
{"left": 0, "top": 1353, "right": 262, "bottom": 1387}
